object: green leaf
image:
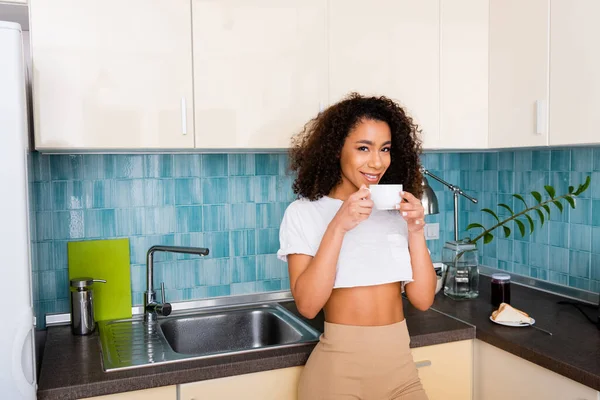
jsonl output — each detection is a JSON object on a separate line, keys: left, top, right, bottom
{"left": 582, "top": 175, "right": 591, "bottom": 191}
{"left": 531, "top": 191, "right": 542, "bottom": 203}
{"left": 484, "top": 232, "right": 494, "bottom": 244}
{"left": 552, "top": 200, "right": 563, "bottom": 212}
{"left": 515, "top": 219, "right": 526, "bottom": 237}
{"left": 513, "top": 194, "right": 528, "bottom": 208}
{"left": 498, "top": 203, "right": 514, "bottom": 215}
{"left": 535, "top": 209, "right": 545, "bottom": 226}
{"left": 524, "top": 214, "right": 535, "bottom": 233}
{"left": 573, "top": 176, "right": 591, "bottom": 196}
{"left": 543, "top": 204, "right": 551, "bottom": 216}
{"left": 565, "top": 195, "right": 576, "bottom": 209}
{"left": 502, "top": 226, "right": 511, "bottom": 238}
{"left": 466, "top": 223, "right": 486, "bottom": 231}
{"left": 482, "top": 208, "right": 500, "bottom": 222}
{"left": 544, "top": 185, "right": 556, "bottom": 199}
{"left": 568, "top": 186, "right": 575, "bottom": 194}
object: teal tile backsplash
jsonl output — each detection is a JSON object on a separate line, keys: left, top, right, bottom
{"left": 30, "top": 152, "right": 298, "bottom": 327}
{"left": 28, "top": 148, "right": 600, "bottom": 328}
{"left": 440, "top": 148, "right": 600, "bottom": 295}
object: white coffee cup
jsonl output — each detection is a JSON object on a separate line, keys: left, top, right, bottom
{"left": 368, "top": 184, "right": 403, "bottom": 210}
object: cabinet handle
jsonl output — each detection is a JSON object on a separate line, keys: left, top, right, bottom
{"left": 415, "top": 360, "right": 432, "bottom": 369}
{"left": 181, "top": 97, "right": 187, "bottom": 135}
{"left": 535, "top": 99, "right": 547, "bottom": 135}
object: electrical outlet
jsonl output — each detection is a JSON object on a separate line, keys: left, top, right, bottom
{"left": 425, "top": 223, "right": 439, "bottom": 240}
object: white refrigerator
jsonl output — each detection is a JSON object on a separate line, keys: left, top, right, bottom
{"left": 0, "top": 20, "right": 37, "bottom": 399}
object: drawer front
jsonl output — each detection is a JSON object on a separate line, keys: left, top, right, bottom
{"left": 411, "top": 339, "right": 474, "bottom": 400}
{"left": 79, "top": 385, "right": 177, "bottom": 400}
{"left": 179, "top": 366, "right": 304, "bottom": 400}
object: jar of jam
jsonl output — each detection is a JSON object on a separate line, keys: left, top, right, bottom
{"left": 491, "top": 273, "right": 511, "bottom": 307}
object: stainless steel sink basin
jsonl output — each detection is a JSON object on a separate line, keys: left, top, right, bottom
{"left": 97, "top": 303, "right": 320, "bottom": 372}
{"left": 160, "top": 308, "right": 304, "bottom": 355}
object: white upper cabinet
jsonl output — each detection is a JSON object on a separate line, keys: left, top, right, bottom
{"left": 328, "top": 0, "right": 440, "bottom": 149}
{"left": 27, "top": 0, "right": 600, "bottom": 151}
{"left": 29, "top": 0, "right": 195, "bottom": 150}
{"left": 438, "top": 0, "right": 489, "bottom": 150}
{"left": 549, "top": 0, "right": 600, "bottom": 146}
{"left": 192, "top": 0, "right": 327, "bottom": 149}
{"left": 488, "top": 0, "right": 549, "bottom": 149}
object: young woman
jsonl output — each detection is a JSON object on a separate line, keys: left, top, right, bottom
{"left": 277, "top": 93, "right": 436, "bottom": 399}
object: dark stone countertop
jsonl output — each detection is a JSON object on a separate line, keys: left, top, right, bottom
{"left": 431, "top": 275, "right": 600, "bottom": 391}
{"left": 36, "top": 298, "right": 474, "bottom": 400}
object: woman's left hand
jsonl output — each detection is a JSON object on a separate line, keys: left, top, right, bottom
{"left": 396, "top": 191, "right": 425, "bottom": 233}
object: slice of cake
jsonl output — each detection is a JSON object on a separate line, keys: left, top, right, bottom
{"left": 491, "top": 303, "right": 532, "bottom": 324}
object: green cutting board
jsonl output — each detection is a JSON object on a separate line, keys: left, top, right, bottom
{"left": 67, "top": 238, "right": 132, "bottom": 321}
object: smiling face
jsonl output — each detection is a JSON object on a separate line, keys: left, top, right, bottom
{"left": 329, "top": 118, "right": 392, "bottom": 200}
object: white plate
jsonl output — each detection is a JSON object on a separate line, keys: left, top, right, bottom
{"left": 489, "top": 316, "right": 535, "bottom": 327}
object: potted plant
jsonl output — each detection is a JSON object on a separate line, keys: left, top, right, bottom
{"left": 442, "top": 176, "right": 591, "bottom": 300}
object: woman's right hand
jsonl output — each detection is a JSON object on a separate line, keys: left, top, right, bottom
{"left": 332, "top": 185, "right": 373, "bottom": 233}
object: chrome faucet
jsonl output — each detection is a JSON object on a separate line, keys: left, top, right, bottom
{"left": 144, "top": 245, "right": 209, "bottom": 323}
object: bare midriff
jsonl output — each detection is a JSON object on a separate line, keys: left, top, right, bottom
{"left": 323, "top": 282, "right": 404, "bottom": 326}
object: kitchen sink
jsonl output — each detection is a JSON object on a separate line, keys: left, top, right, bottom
{"left": 97, "top": 303, "right": 320, "bottom": 372}
{"left": 160, "top": 308, "right": 304, "bottom": 355}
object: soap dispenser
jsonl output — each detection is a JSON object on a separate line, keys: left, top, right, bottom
{"left": 70, "top": 277, "right": 106, "bottom": 335}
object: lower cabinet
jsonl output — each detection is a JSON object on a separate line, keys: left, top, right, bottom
{"left": 474, "top": 340, "right": 599, "bottom": 400}
{"left": 80, "top": 385, "right": 177, "bottom": 400}
{"left": 179, "top": 366, "right": 303, "bottom": 400}
{"left": 411, "top": 339, "right": 474, "bottom": 400}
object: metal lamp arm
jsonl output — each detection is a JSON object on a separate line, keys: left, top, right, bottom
{"left": 420, "top": 167, "right": 478, "bottom": 241}
{"left": 421, "top": 168, "right": 478, "bottom": 204}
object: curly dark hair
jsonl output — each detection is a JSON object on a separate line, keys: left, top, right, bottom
{"left": 289, "top": 92, "right": 423, "bottom": 201}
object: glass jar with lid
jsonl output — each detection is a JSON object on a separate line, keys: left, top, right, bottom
{"left": 442, "top": 239, "right": 479, "bottom": 300}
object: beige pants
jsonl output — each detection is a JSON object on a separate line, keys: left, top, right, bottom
{"left": 298, "top": 319, "right": 428, "bottom": 400}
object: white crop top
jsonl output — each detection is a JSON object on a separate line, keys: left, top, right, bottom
{"left": 277, "top": 196, "right": 413, "bottom": 288}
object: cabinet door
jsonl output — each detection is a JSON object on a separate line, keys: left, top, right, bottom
{"left": 411, "top": 339, "right": 473, "bottom": 400}
{"left": 328, "top": 0, "right": 439, "bottom": 149}
{"left": 193, "top": 0, "right": 327, "bottom": 149}
{"left": 29, "top": 0, "right": 194, "bottom": 150}
{"left": 488, "top": 0, "right": 549, "bottom": 148}
{"left": 79, "top": 385, "right": 177, "bottom": 400}
{"left": 549, "top": 0, "right": 600, "bottom": 146}
{"left": 474, "top": 340, "right": 598, "bottom": 400}
{"left": 179, "top": 366, "right": 303, "bottom": 400}
{"left": 439, "top": 0, "right": 488, "bottom": 150}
